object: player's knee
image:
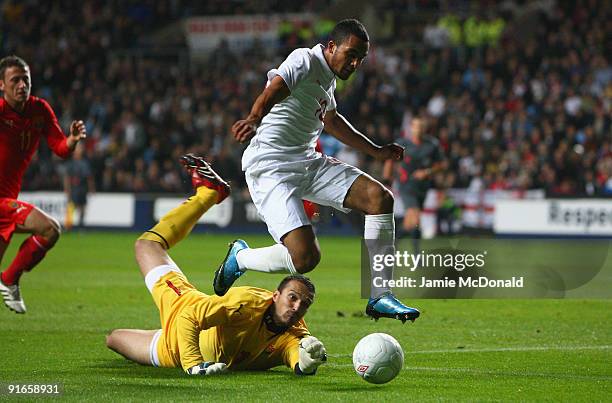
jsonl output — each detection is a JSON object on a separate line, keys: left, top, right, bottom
{"left": 134, "top": 239, "right": 150, "bottom": 260}
{"left": 106, "top": 331, "right": 118, "bottom": 350}
{"left": 366, "top": 184, "right": 394, "bottom": 215}
{"left": 40, "top": 217, "right": 61, "bottom": 245}
{"left": 290, "top": 248, "right": 321, "bottom": 274}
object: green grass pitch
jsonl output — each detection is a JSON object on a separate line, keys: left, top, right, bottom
{"left": 0, "top": 232, "right": 610, "bottom": 401}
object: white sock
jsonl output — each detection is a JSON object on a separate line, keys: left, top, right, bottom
{"left": 236, "top": 244, "right": 297, "bottom": 274}
{"left": 365, "top": 213, "right": 395, "bottom": 298}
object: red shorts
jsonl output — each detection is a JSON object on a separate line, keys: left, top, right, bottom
{"left": 0, "top": 198, "right": 34, "bottom": 243}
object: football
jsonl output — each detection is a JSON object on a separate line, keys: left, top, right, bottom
{"left": 352, "top": 333, "right": 404, "bottom": 384}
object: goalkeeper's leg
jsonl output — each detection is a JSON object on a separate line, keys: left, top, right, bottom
{"left": 135, "top": 156, "right": 222, "bottom": 279}
{"left": 114, "top": 157, "right": 226, "bottom": 368}
{"left": 106, "top": 329, "right": 159, "bottom": 366}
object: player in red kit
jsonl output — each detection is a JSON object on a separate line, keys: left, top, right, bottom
{"left": 0, "top": 55, "right": 86, "bottom": 314}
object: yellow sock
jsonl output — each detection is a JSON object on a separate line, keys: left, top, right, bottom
{"left": 138, "top": 187, "right": 217, "bottom": 249}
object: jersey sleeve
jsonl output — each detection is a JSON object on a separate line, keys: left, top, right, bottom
{"left": 41, "top": 99, "right": 70, "bottom": 159}
{"left": 282, "top": 319, "right": 311, "bottom": 370}
{"left": 176, "top": 295, "right": 232, "bottom": 371}
{"left": 278, "top": 335, "right": 301, "bottom": 369}
{"left": 267, "top": 48, "right": 311, "bottom": 92}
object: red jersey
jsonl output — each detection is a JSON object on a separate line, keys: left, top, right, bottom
{"left": 0, "top": 96, "right": 71, "bottom": 198}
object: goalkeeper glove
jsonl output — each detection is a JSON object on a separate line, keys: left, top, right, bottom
{"left": 186, "top": 362, "right": 228, "bottom": 376}
{"left": 298, "top": 336, "right": 327, "bottom": 375}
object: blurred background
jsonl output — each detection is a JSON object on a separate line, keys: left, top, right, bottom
{"left": 2, "top": 0, "right": 610, "bottom": 237}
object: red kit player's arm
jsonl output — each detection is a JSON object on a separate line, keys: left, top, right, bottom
{"left": 41, "top": 99, "right": 71, "bottom": 159}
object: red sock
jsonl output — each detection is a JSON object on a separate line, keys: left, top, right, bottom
{"left": 1, "top": 235, "right": 50, "bottom": 285}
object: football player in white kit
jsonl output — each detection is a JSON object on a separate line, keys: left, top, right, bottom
{"left": 217, "top": 19, "right": 419, "bottom": 323}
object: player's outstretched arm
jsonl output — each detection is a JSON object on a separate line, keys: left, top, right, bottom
{"left": 323, "top": 111, "right": 404, "bottom": 161}
{"left": 43, "top": 98, "right": 85, "bottom": 158}
{"left": 295, "top": 336, "right": 327, "bottom": 375}
{"left": 176, "top": 299, "right": 230, "bottom": 372}
{"left": 232, "top": 75, "right": 290, "bottom": 144}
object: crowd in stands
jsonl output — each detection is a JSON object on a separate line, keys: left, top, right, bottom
{"left": 2, "top": 0, "right": 610, "bottom": 197}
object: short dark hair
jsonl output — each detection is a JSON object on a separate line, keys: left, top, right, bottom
{"left": 330, "top": 19, "right": 369, "bottom": 44}
{"left": 277, "top": 274, "right": 315, "bottom": 296}
{"left": 0, "top": 55, "right": 29, "bottom": 80}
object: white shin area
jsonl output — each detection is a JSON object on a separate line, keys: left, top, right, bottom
{"left": 236, "top": 244, "right": 297, "bottom": 274}
{"left": 365, "top": 213, "right": 395, "bottom": 298}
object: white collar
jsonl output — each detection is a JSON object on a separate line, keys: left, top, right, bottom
{"left": 313, "top": 44, "right": 335, "bottom": 82}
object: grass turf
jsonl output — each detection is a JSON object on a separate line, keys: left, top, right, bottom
{"left": 0, "top": 232, "right": 610, "bottom": 401}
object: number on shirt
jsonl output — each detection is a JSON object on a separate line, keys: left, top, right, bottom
{"left": 20, "top": 130, "right": 32, "bottom": 151}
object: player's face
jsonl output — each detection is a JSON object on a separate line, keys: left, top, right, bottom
{"left": 272, "top": 280, "right": 314, "bottom": 327}
{"left": 328, "top": 34, "right": 369, "bottom": 80}
{"left": 0, "top": 66, "right": 31, "bottom": 105}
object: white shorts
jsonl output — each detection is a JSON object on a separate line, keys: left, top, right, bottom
{"left": 245, "top": 155, "right": 364, "bottom": 242}
{"left": 149, "top": 329, "right": 162, "bottom": 367}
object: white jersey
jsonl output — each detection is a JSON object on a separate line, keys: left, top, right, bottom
{"left": 242, "top": 44, "right": 337, "bottom": 170}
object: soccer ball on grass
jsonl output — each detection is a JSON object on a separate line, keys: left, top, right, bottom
{"left": 352, "top": 333, "right": 404, "bottom": 384}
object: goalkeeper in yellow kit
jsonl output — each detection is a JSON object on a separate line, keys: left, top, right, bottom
{"left": 106, "top": 155, "right": 327, "bottom": 376}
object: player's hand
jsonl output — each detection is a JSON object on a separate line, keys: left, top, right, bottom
{"left": 373, "top": 143, "right": 404, "bottom": 161}
{"left": 67, "top": 120, "right": 86, "bottom": 149}
{"left": 185, "top": 362, "right": 228, "bottom": 376}
{"left": 232, "top": 118, "right": 258, "bottom": 144}
{"left": 69, "top": 120, "right": 87, "bottom": 141}
{"left": 298, "top": 336, "right": 327, "bottom": 374}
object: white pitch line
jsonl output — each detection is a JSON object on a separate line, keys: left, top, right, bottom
{"left": 328, "top": 344, "right": 612, "bottom": 358}
{"left": 326, "top": 363, "right": 612, "bottom": 380}
{"left": 402, "top": 366, "right": 612, "bottom": 381}
{"left": 409, "top": 344, "right": 612, "bottom": 354}
{"left": 326, "top": 345, "right": 612, "bottom": 380}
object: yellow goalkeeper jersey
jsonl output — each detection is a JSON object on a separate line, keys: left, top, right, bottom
{"left": 151, "top": 271, "right": 310, "bottom": 371}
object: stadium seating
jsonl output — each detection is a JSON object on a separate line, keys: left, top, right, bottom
{"left": 1, "top": 0, "right": 609, "bottom": 197}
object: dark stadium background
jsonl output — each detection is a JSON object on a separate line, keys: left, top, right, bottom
{"left": 2, "top": 0, "right": 609, "bottom": 237}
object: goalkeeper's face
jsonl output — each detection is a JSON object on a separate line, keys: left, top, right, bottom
{"left": 272, "top": 280, "right": 314, "bottom": 327}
